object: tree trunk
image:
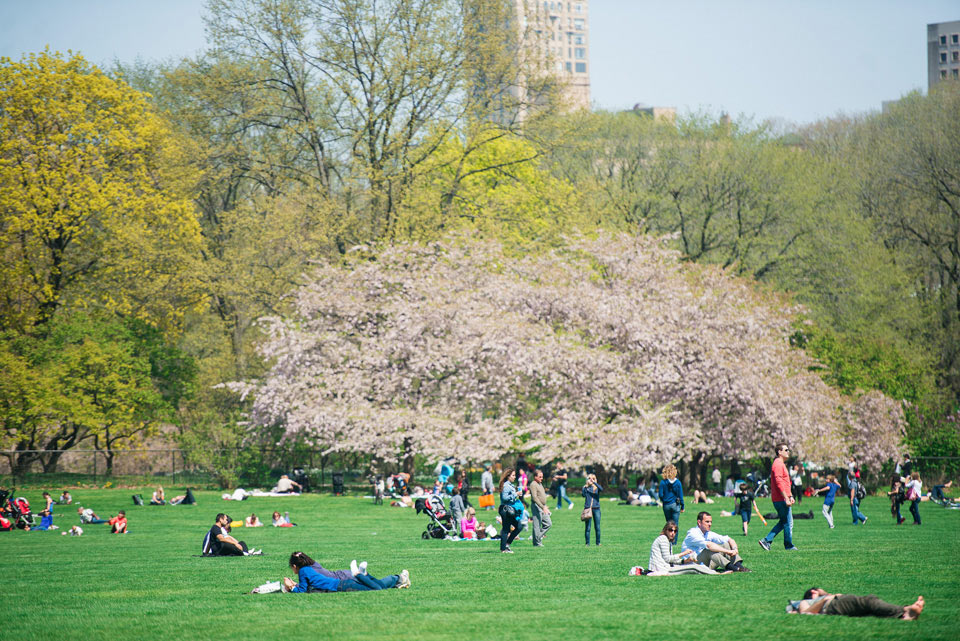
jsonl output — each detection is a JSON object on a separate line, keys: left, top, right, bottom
{"left": 402, "top": 437, "right": 415, "bottom": 480}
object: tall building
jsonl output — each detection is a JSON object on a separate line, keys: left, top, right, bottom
{"left": 517, "top": 0, "right": 591, "bottom": 110}
{"left": 928, "top": 20, "right": 960, "bottom": 88}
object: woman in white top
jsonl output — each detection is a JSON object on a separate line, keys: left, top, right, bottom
{"left": 903, "top": 472, "right": 923, "bottom": 525}
{"left": 647, "top": 521, "right": 717, "bottom": 575}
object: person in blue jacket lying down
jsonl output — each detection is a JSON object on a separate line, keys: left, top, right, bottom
{"left": 282, "top": 552, "right": 411, "bottom": 592}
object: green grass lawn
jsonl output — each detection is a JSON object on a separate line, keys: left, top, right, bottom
{"left": 3, "top": 489, "right": 958, "bottom": 641}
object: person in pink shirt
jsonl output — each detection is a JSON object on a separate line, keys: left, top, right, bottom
{"left": 759, "top": 444, "right": 798, "bottom": 551}
{"left": 460, "top": 507, "right": 480, "bottom": 539}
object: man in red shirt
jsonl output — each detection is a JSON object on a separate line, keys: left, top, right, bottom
{"left": 759, "top": 444, "right": 797, "bottom": 551}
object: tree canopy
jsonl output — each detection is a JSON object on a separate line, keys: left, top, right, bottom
{"left": 236, "top": 233, "right": 904, "bottom": 469}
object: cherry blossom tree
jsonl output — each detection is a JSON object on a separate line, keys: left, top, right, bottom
{"left": 234, "top": 233, "right": 904, "bottom": 472}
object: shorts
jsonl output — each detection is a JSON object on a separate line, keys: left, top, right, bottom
{"left": 739, "top": 509, "right": 751, "bottom": 523}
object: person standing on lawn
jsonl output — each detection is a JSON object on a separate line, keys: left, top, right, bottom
{"left": 498, "top": 468, "right": 523, "bottom": 553}
{"left": 582, "top": 473, "right": 602, "bottom": 546}
{"left": 554, "top": 464, "right": 574, "bottom": 510}
{"left": 848, "top": 471, "right": 868, "bottom": 525}
{"left": 481, "top": 465, "right": 495, "bottom": 510}
{"left": 812, "top": 474, "right": 842, "bottom": 528}
{"left": 658, "top": 464, "right": 684, "bottom": 528}
{"left": 903, "top": 472, "right": 923, "bottom": 525}
{"left": 759, "top": 444, "right": 798, "bottom": 551}
{"left": 711, "top": 467, "right": 722, "bottom": 493}
{"left": 528, "top": 469, "right": 552, "bottom": 547}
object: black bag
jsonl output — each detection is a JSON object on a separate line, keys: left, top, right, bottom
{"left": 499, "top": 503, "right": 516, "bottom": 519}
{"left": 132, "top": 494, "right": 144, "bottom": 506}
{"left": 855, "top": 482, "right": 866, "bottom": 501}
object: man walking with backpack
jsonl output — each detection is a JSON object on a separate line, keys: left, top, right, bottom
{"left": 759, "top": 444, "right": 798, "bottom": 551}
{"left": 849, "top": 471, "right": 868, "bottom": 525}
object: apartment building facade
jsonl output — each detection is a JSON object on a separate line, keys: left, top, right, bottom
{"left": 514, "top": 0, "right": 591, "bottom": 111}
{"left": 928, "top": 20, "right": 960, "bottom": 88}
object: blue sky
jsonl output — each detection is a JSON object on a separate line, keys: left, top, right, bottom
{"left": 1, "top": 0, "right": 957, "bottom": 125}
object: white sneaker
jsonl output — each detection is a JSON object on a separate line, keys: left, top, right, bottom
{"left": 350, "top": 559, "right": 359, "bottom": 576}
{"left": 359, "top": 561, "right": 368, "bottom": 575}
{"left": 398, "top": 569, "right": 411, "bottom": 589}
{"left": 568, "top": 504, "right": 574, "bottom": 510}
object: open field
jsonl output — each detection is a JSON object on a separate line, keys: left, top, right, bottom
{"left": 3, "top": 489, "right": 959, "bottom": 641}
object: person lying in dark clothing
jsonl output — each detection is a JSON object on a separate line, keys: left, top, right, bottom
{"left": 787, "top": 588, "right": 923, "bottom": 620}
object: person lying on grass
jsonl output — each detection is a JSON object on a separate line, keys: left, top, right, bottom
{"left": 787, "top": 588, "right": 923, "bottom": 620}
{"left": 282, "top": 551, "right": 410, "bottom": 592}
{"left": 245, "top": 513, "right": 263, "bottom": 527}
{"left": 77, "top": 506, "right": 107, "bottom": 524}
{"left": 272, "top": 511, "right": 296, "bottom": 527}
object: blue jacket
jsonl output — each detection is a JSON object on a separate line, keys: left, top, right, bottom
{"left": 658, "top": 479, "right": 684, "bottom": 510}
{"left": 582, "top": 484, "right": 603, "bottom": 508}
{"left": 292, "top": 565, "right": 340, "bottom": 593}
{"left": 500, "top": 481, "right": 524, "bottom": 516}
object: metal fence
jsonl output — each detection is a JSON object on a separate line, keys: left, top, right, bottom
{"left": 0, "top": 448, "right": 373, "bottom": 489}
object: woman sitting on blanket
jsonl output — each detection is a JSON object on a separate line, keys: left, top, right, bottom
{"left": 461, "top": 507, "right": 480, "bottom": 539}
{"left": 283, "top": 552, "right": 411, "bottom": 592}
{"left": 647, "top": 521, "right": 719, "bottom": 575}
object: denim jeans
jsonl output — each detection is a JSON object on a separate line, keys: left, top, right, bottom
{"left": 338, "top": 573, "right": 399, "bottom": 591}
{"left": 557, "top": 486, "right": 573, "bottom": 508}
{"left": 763, "top": 500, "right": 793, "bottom": 548}
{"left": 850, "top": 498, "right": 866, "bottom": 524}
{"left": 909, "top": 499, "right": 921, "bottom": 524}
{"left": 584, "top": 507, "right": 601, "bottom": 545}
{"left": 662, "top": 501, "right": 681, "bottom": 528}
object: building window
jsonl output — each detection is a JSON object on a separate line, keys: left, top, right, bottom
{"left": 575, "top": 62, "right": 586, "bottom": 73}
{"left": 575, "top": 47, "right": 586, "bottom": 59}
{"left": 575, "top": 2, "right": 583, "bottom": 12}
{"left": 574, "top": 18, "right": 584, "bottom": 30}
{"left": 565, "top": 62, "right": 572, "bottom": 72}
{"left": 953, "top": 68, "right": 959, "bottom": 79}
{"left": 954, "top": 51, "right": 959, "bottom": 62}
{"left": 568, "top": 47, "right": 572, "bottom": 57}
{"left": 574, "top": 34, "right": 584, "bottom": 44}
{"left": 953, "top": 34, "right": 960, "bottom": 45}
{"left": 941, "top": 69, "right": 948, "bottom": 79}
{"left": 941, "top": 35, "right": 948, "bottom": 46}
{"left": 941, "top": 52, "right": 948, "bottom": 63}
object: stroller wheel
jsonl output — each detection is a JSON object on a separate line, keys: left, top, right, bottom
{"left": 421, "top": 531, "right": 430, "bottom": 539}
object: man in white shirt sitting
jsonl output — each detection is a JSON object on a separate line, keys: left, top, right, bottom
{"left": 275, "top": 475, "right": 302, "bottom": 494}
{"left": 681, "top": 511, "right": 751, "bottom": 572}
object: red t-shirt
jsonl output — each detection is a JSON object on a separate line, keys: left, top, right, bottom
{"left": 770, "top": 458, "right": 791, "bottom": 502}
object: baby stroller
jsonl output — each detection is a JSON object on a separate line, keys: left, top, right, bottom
{"left": 1, "top": 489, "right": 36, "bottom": 530}
{"left": 415, "top": 495, "right": 452, "bottom": 539}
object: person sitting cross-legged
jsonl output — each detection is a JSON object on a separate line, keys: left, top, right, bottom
{"left": 681, "top": 511, "right": 751, "bottom": 573}
{"left": 787, "top": 588, "right": 923, "bottom": 620}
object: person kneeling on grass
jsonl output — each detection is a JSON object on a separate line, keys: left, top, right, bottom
{"left": 282, "top": 551, "right": 410, "bottom": 592}
{"left": 787, "top": 588, "right": 923, "bottom": 620}
{"left": 108, "top": 510, "right": 127, "bottom": 534}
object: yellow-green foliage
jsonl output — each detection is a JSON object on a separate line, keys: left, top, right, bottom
{"left": 393, "top": 127, "right": 584, "bottom": 248}
{"left": 0, "top": 50, "right": 203, "bottom": 333}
